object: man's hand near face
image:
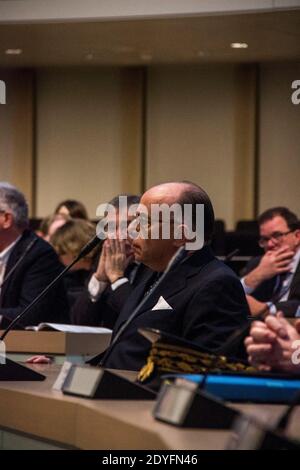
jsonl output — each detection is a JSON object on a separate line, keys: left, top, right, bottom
{"left": 94, "top": 242, "right": 109, "bottom": 282}
{"left": 245, "top": 313, "right": 300, "bottom": 372}
{"left": 104, "top": 239, "right": 134, "bottom": 284}
{"left": 244, "top": 245, "right": 294, "bottom": 290}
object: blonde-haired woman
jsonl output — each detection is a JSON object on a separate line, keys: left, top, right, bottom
{"left": 50, "top": 218, "right": 99, "bottom": 306}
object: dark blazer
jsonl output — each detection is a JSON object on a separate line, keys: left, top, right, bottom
{"left": 70, "top": 263, "right": 151, "bottom": 329}
{"left": 101, "top": 246, "right": 250, "bottom": 371}
{"left": 0, "top": 230, "right": 69, "bottom": 328}
{"left": 242, "top": 255, "right": 300, "bottom": 316}
{"left": 64, "top": 269, "right": 91, "bottom": 308}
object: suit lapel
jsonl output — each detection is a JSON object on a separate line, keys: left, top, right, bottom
{"left": 113, "top": 246, "right": 215, "bottom": 334}
{"left": 0, "top": 231, "right": 31, "bottom": 302}
{"left": 112, "top": 270, "right": 154, "bottom": 333}
{"left": 289, "top": 258, "right": 300, "bottom": 299}
{"left": 138, "top": 247, "right": 214, "bottom": 314}
{"left": 137, "top": 270, "right": 187, "bottom": 314}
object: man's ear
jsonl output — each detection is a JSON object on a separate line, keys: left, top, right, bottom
{"left": 295, "top": 319, "right": 300, "bottom": 335}
{"left": 173, "top": 224, "right": 189, "bottom": 248}
{"left": 295, "top": 229, "right": 300, "bottom": 243}
{"left": 2, "top": 212, "right": 13, "bottom": 230}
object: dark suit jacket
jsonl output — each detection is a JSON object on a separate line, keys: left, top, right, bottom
{"left": 0, "top": 230, "right": 69, "bottom": 328}
{"left": 70, "top": 263, "right": 151, "bottom": 329}
{"left": 242, "top": 255, "right": 300, "bottom": 316}
{"left": 102, "top": 246, "right": 250, "bottom": 371}
{"left": 64, "top": 269, "right": 91, "bottom": 308}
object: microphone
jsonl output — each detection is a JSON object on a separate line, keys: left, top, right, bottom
{"left": 275, "top": 389, "right": 300, "bottom": 432}
{"left": 76, "top": 234, "right": 103, "bottom": 258}
{"left": 198, "top": 305, "right": 270, "bottom": 391}
{"left": 224, "top": 248, "right": 240, "bottom": 262}
{"left": 99, "top": 246, "right": 188, "bottom": 366}
{"left": 0, "top": 234, "right": 104, "bottom": 341}
{"left": 228, "top": 387, "right": 300, "bottom": 449}
{"left": 228, "top": 411, "right": 300, "bottom": 449}
{"left": 219, "top": 304, "right": 270, "bottom": 357}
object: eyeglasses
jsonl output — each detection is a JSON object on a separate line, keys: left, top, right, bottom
{"left": 258, "top": 230, "right": 294, "bottom": 248}
{"left": 132, "top": 213, "right": 176, "bottom": 228}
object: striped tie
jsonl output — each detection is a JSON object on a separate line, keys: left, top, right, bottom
{"left": 143, "top": 272, "right": 162, "bottom": 298}
{"left": 271, "top": 272, "right": 293, "bottom": 303}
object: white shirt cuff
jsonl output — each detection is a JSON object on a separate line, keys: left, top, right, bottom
{"left": 266, "top": 302, "right": 277, "bottom": 315}
{"left": 88, "top": 274, "right": 108, "bottom": 302}
{"left": 241, "top": 277, "right": 255, "bottom": 295}
{"left": 111, "top": 277, "right": 129, "bottom": 291}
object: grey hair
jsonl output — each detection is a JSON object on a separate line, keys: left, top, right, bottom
{"left": 0, "top": 182, "right": 29, "bottom": 229}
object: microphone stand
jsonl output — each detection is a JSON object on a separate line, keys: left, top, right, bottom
{"left": 99, "top": 246, "right": 188, "bottom": 366}
{"left": 154, "top": 290, "right": 271, "bottom": 429}
{"left": 1, "top": 235, "right": 103, "bottom": 341}
{"left": 0, "top": 234, "right": 103, "bottom": 381}
{"left": 59, "top": 246, "right": 189, "bottom": 400}
{"left": 199, "top": 305, "right": 270, "bottom": 390}
{"left": 228, "top": 389, "right": 300, "bottom": 449}
{"left": 224, "top": 248, "right": 240, "bottom": 262}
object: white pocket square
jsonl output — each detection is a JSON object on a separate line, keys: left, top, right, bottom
{"left": 151, "top": 296, "right": 173, "bottom": 311}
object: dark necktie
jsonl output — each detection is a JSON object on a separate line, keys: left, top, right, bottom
{"left": 271, "top": 272, "right": 293, "bottom": 303}
{"left": 143, "top": 272, "right": 162, "bottom": 298}
{"left": 125, "top": 262, "right": 140, "bottom": 284}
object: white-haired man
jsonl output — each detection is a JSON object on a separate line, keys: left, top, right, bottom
{"left": 0, "top": 182, "right": 69, "bottom": 328}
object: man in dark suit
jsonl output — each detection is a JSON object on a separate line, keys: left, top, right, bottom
{"left": 241, "top": 207, "right": 300, "bottom": 317}
{"left": 0, "top": 182, "right": 69, "bottom": 328}
{"left": 71, "top": 194, "right": 151, "bottom": 328}
{"left": 99, "top": 181, "right": 250, "bottom": 371}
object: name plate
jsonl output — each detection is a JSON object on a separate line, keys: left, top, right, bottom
{"left": 153, "top": 380, "right": 237, "bottom": 429}
{"left": 61, "top": 364, "right": 156, "bottom": 400}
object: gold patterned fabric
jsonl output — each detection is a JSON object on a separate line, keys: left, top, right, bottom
{"left": 138, "top": 341, "right": 256, "bottom": 383}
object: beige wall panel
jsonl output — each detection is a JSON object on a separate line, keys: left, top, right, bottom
{"left": 232, "top": 65, "right": 256, "bottom": 222}
{"left": 259, "top": 63, "right": 300, "bottom": 215}
{"left": 146, "top": 65, "right": 255, "bottom": 228}
{"left": 36, "top": 67, "right": 142, "bottom": 219}
{"left": 0, "top": 69, "right": 34, "bottom": 214}
{"left": 119, "top": 67, "right": 143, "bottom": 194}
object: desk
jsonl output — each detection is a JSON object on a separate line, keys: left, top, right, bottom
{"left": 1, "top": 330, "right": 111, "bottom": 364}
{"left": 0, "top": 364, "right": 300, "bottom": 450}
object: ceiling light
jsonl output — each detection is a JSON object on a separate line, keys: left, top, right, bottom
{"left": 113, "top": 46, "right": 134, "bottom": 54}
{"left": 230, "top": 43, "right": 248, "bottom": 49}
{"left": 5, "top": 48, "right": 22, "bottom": 55}
{"left": 140, "top": 52, "right": 152, "bottom": 62}
{"left": 85, "top": 53, "right": 94, "bottom": 61}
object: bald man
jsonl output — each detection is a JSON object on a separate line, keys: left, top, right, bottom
{"left": 100, "top": 181, "right": 249, "bottom": 371}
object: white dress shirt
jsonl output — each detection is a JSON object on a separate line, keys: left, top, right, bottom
{"left": 88, "top": 274, "right": 129, "bottom": 302}
{"left": 88, "top": 262, "right": 140, "bottom": 302}
{"left": 241, "top": 249, "right": 300, "bottom": 296}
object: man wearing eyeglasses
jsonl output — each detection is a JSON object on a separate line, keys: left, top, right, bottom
{"left": 97, "top": 181, "right": 249, "bottom": 371}
{"left": 70, "top": 194, "right": 151, "bottom": 328}
{"left": 241, "top": 207, "right": 300, "bottom": 317}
